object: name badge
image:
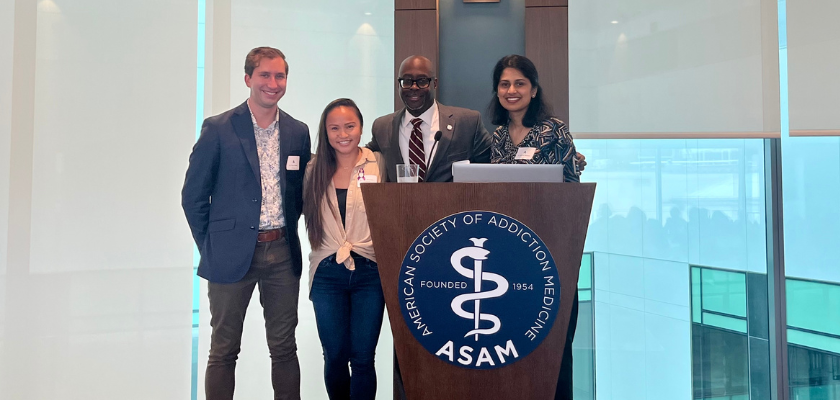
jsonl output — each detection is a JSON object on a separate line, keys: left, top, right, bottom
{"left": 357, "top": 175, "right": 378, "bottom": 187}
{"left": 286, "top": 156, "right": 300, "bottom": 170}
{"left": 515, "top": 147, "right": 536, "bottom": 160}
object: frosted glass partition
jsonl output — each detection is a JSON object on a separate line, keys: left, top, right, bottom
{"left": 1, "top": 1, "right": 198, "bottom": 399}
{"left": 576, "top": 138, "right": 769, "bottom": 400}
{"left": 226, "top": 0, "right": 395, "bottom": 145}
{"left": 786, "top": 0, "right": 840, "bottom": 132}
{"left": 568, "top": 0, "right": 779, "bottom": 136}
{"left": 195, "top": 1, "right": 395, "bottom": 399}
{"left": 0, "top": 1, "right": 13, "bottom": 389}
{"left": 0, "top": 0, "right": 13, "bottom": 280}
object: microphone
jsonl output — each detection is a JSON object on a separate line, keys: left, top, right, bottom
{"left": 422, "top": 131, "right": 443, "bottom": 181}
{"left": 428, "top": 131, "right": 443, "bottom": 164}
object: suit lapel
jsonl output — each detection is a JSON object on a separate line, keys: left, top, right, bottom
{"left": 277, "top": 109, "right": 292, "bottom": 199}
{"left": 232, "top": 101, "right": 261, "bottom": 183}
{"left": 387, "top": 109, "right": 405, "bottom": 182}
{"left": 427, "top": 103, "right": 454, "bottom": 179}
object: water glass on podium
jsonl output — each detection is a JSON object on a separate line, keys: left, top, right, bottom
{"left": 396, "top": 164, "right": 420, "bottom": 183}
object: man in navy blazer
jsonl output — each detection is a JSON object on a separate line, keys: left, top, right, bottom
{"left": 182, "top": 47, "right": 311, "bottom": 400}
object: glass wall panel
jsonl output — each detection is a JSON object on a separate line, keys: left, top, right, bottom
{"left": 783, "top": 0, "right": 840, "bottom": 396}
{"left": 788, "top": 345, "right": 840, "bottom": 400}
{"left": 580, "top": 139, "right": 767, "bottom": 272}
{"left": 689, "top": 266, "right": 770, "bottom": 399}
{"left": 588, "top": 252, "right": 693, "bottom": 400}
{"left": 784, "top": 271, "right": 840, "bottom": 399}
{"left": 781, "top": 136, "right": 840, "bottom": 284}
{"left": 786, "top": 279, "right": 840, "bottom": 354}
{"left": 569, "top": 0, "right": 781, "bottom": 394}
{"left": 576, "top": 139, "right": 769, "bottom": 400}
{"left": 781, "top": 137, "right": 840, "bottom": 399}
{"left": 575, "top": 253, "right": 596, "bottom": 400}
{"left": 195, "top": 1, "right": 395, "bottom": 399}
{"left": 700, "top": 268, "right": 748, "bottom": 326}
{"left": 1, "top": 0, "right": 198, "bottom": 399}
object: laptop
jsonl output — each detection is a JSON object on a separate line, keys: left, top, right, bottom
{"left": 452, "top": 163, "right": 566, "bottom": 183}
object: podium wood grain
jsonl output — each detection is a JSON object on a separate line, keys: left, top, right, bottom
{"left": 361, "top": 183, "right": 595, "bottom": 400}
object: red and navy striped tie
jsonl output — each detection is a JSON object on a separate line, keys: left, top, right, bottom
{"left": 409, "top": 118, "right": 427, "bottom": 181}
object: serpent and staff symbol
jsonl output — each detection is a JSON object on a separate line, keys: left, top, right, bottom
{"left": 449, "top": 238, "right": 510, "bottom": 341}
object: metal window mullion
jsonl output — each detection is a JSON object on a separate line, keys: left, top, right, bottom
{"left": 765, "top": 138, "right": 790, "bottom": 400}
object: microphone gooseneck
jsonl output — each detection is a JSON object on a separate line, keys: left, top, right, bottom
{"left": 426, "top": 131, "right": 443, "bottom": 178}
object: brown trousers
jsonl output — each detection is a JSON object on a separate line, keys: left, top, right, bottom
{"left": 205, "top": 239, "right": 301, "bottom": 400}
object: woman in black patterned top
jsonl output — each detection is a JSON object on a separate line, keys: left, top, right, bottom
{"left": 489, "top": 54, "right": 581, "bottom": 183}
{"left": 488, "top": 54, "right": 580, "bottom": 400}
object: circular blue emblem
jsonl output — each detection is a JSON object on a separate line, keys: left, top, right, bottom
{"left": 399, "top": 211, "right": 561, "bottom": 369}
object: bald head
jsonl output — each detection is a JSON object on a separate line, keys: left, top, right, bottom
{"left": 399, "top": 56, "right": 435, "bottom": 77}
{"left": 398, "top": 55, "right": 437, "bottom": 116}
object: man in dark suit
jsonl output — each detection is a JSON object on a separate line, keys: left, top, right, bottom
{"left": 367, "top": 55, "right": 492, "bottom": 399}
{"left": 368, "top": 55, "right": 492, "bottom": 182}
{"left": 181, "top": 47, "right": 310, "bottom": 400}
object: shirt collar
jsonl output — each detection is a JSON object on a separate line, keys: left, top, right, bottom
{"left": 356, "top": 147, "right": 377, "bottom": 168}
{"left": 326, "top": 148, "right": 377, "bottom": 188}
{"left": 247, "top": 99, "right": 280, "bottom": 129}
{"left": 402, "top": 100, "right": 437, "bottom": 129}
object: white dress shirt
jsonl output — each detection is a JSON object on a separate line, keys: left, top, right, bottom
{"left": 399, "top": 101, "right": 440, "bottom": 167}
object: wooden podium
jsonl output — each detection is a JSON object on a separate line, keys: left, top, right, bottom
{"left": 361, "top": 182, "right": 595, "bottom": 400}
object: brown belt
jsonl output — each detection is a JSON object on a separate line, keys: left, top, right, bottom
{"left": 257, "top": 229, "right": 284, "bottom": 242}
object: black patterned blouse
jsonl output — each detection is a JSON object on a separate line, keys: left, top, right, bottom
{"left": 490, "top": 117, "right": 580, "bottom": 183}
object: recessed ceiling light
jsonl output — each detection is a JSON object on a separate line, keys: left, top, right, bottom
{"left": 365, "top": 12, "right": 372, "bottom": 16}
{"left": 611, "top": 20, "right": 619, "bottom": 24}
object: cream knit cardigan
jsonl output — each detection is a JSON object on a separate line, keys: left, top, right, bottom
{"left": 304, "top": 147, "right": 384, "bottom": 290}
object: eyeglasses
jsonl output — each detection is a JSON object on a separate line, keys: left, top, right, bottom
{"left": 398, "top": 77, "right": 434, "bottom": 89}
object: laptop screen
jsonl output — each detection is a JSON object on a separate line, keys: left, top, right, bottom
{"left": 452, "top": 163, "right": 565, "bottom": 183}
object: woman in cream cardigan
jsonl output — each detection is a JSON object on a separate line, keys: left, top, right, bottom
{"left": 303, "top": 98, "right": 385, "bottom": 400}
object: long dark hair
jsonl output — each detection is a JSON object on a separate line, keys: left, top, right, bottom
{"left": 303, "top": 98, "right": 364, "bottom": 249}
{"left": 489, "top": 54, "right": 551, "bottom": 127}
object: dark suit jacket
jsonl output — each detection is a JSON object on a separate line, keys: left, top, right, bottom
{"left": 368, "top": 103, "right": 491, "bottom": 182}
{"left": 181, "top": 101, "right": 311, "bottom": 283}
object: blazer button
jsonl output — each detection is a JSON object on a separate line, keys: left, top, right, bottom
{"left": 250, "top": 226, "right": 255, "bottom": 230}
{"left": 253, "top": 199, "right": 258, "bottom": 202}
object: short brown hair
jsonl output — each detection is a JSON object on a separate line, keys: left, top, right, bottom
{"left": 244, "top": 47, "right": 288, "bottom": 76}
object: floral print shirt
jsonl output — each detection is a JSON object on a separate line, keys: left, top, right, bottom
{"left": 249, "top": 103, "right": 285, "bottom": 229}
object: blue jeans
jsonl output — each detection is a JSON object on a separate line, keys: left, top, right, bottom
{"left": 310, "top": 254, "right": 385, "bottom": 400}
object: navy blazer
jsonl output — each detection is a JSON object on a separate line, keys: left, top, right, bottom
{"left": 181, "top": 101, "right": 311, "bottom": 283}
